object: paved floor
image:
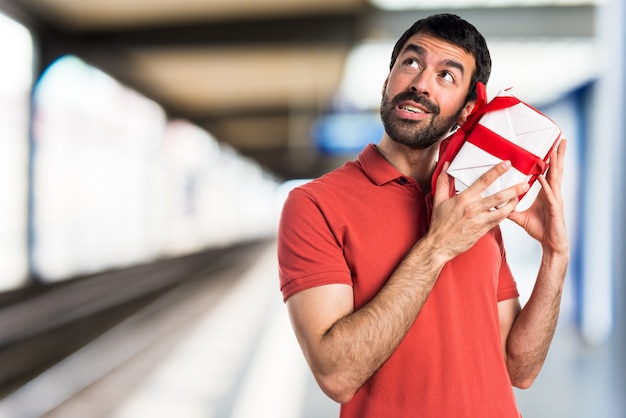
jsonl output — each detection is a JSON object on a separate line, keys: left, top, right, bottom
{"left": 1, "top": 239, "right": 623, "bottom": 418}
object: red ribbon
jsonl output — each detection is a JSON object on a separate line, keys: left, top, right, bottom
{"left": 467, "top": 124, "right": 546, "bottom": 176}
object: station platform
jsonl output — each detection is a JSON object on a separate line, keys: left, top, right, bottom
{"left": 0, "top": 240, "right": 622, "bottom": 418}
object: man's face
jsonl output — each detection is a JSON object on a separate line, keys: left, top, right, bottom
{"left": 381, "top": 34, "right": 476, "bottom": 149}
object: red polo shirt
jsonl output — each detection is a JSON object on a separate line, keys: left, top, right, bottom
{"left": 278, "top": 144, "right": 521, "bottom": 417}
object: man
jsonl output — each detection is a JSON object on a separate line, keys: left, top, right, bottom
{"left": 278, "top": 13, "right": 569, "bottom": 417}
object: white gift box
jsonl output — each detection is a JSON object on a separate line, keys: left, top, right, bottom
{"left": 446, "top": 89, "right": 562, "bottom": 210}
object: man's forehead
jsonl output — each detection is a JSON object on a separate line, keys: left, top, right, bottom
{"left": 400, "top": 34, "right": 476, "bottom": 71}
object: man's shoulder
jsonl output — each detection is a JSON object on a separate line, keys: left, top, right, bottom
{"left": 296, "top": 159, "right": 366, "bottom": 194}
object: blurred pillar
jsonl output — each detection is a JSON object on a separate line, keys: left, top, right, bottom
{"left": 582, "top": 0, "right": 624, "bottom": 345}
{"left": 604, "top": 0, "right": 626, "bottom": 411}
{"left": 588, "top": 0, "right": 626, "bottom": 413}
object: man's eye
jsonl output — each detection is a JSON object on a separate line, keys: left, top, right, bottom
{"left": 405, "top": 58, "right": 419, "bottom": 69}
{"left": 441, "top": 71, "right": 455, "bottom": 82}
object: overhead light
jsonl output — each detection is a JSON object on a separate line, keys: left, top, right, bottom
{"left": 333, "top": 41, "right": 391, "bottom": 111}
{"left": 369, "top": 0, "right": 598, "bottom": 10}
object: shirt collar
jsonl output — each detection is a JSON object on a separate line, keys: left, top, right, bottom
{"left": 358, "top": 143, "right": 407, "bottom": 186}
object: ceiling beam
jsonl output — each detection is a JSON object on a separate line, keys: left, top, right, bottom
{"left": 75, "top": 12, "right": 363, "bottom": 48}
{"left": 368, "top": 5, "right": 596, "bottom": 39}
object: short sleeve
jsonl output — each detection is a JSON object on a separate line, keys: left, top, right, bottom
{"left": 277, "top": 187, "right": 352, "bottom": 302}
{"left": 493, "top": 227, "right": 520, "bottom": 302}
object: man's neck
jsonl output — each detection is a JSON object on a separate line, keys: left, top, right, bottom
{"left": 376, "top": 136, "right": 440, "bottom": 192}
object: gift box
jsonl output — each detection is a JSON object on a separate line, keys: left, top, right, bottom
{"left": 433, "top": 83, "right": 562, "bottom": 210}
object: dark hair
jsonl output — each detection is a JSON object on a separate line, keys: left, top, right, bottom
{"left": 389, "top": 13, "right": 491, "bottom": 102}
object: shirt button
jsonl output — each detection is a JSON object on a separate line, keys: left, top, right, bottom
{"left": 399, "top": 177, "right": 408, "bottom": 184}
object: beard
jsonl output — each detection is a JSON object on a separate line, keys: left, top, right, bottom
{"left": 380, "top": 90, "right": 465, "bottom": 150}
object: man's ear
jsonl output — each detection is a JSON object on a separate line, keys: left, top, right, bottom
{"left": 457, "top": 101, "right": 476, "bottom": 125}
{"left": 381, "top": 77, "right": 389, "bottom": 95}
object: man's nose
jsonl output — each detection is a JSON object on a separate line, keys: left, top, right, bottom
{"left": 409, "top": 70, "right": 432, "bottom": 97}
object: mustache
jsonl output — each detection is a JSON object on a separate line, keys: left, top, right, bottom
{"left": 391, "top": 92, "right": 440, "bottom": 115}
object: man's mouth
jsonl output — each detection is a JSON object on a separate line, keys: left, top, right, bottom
{"left": 399, "top": 104, "right": 427, "bottom": 114}
{"left": 392, "top": 92, "right": 439, "bottom": 115}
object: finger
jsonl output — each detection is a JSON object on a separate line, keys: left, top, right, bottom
{"left": 467, "top": 160, "right": 512, "bottom": 195}
{"left": 483, "top": 182, "right": 528, "bottom": 211}
{"left": 536, "top": 174, "right": 560, "bottom": 206}
{"left": 434, "top": 161, "right": 451, "bottom": 202}
{"left": 547, "top": 139, "right": 567, "bottom": 184}
{"left": 544, "top": 138, "right": 567, "bottom": 198}
{"left": 485, "top": 194, "right": 520, "bottom": 227}
{"left": 556, "top": 138, "right": 567, "bottom": 164}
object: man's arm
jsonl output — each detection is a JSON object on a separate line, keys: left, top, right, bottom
{"left": 287, "top": 235, "right": 447, "bottom": 404}
{"left": 503, "top": 140, "right": 570, "bottom": 388}
{"left": 287, "top": 160, "right": 528, "bottom": 403}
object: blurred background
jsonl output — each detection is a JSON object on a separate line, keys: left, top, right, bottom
{"left": 0, "top": 0, "right": 623, "bottom": 417}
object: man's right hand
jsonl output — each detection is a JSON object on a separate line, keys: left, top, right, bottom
{"left": 428, "top": 160, "right": 529, "bottom": 262}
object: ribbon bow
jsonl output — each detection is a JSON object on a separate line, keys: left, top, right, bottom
{"left": 431, "top": 82, "right": 549, "bottom": 196}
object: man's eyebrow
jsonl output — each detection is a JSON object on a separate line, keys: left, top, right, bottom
{"left": 443, "top": 59, "right": 466, "bottom": 76}
{"left": 402, "top": 43, "right": 466, "bottom": 76}
{"left": 402, "top": 43, "right": 425, "bottom": 57}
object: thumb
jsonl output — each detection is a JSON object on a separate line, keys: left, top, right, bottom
{"left": 507, "top": 207, "right": 525, "bottom": 227}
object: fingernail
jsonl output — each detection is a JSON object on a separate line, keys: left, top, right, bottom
{"left": 502, "top": 160, "right": 511, "bottom": 168}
